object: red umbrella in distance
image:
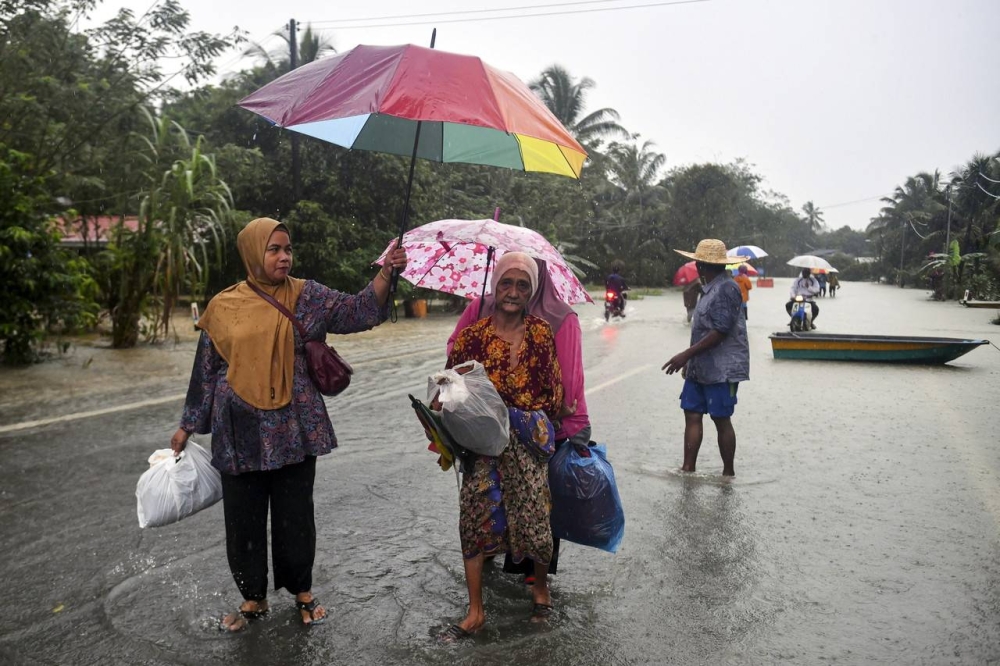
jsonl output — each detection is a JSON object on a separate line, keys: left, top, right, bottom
{"left": 673, "top": 261, "right": 699, "bottom": 286}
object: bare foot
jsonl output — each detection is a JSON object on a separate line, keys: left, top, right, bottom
{"left": 454, "top": 609, "right": 485, "bottom": 635}
{"left": 220, "top": 599, "right": 268, "bottom": 632}
{"left": 295, "top": 592, "right": 327, "bottom": 626}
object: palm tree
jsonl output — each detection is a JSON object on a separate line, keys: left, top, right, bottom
{"left": 530, "top": 65, "right": 628, "bottom": 147}
{"left": 604, "top": 136, "right": 667, "bottom": 200}
{"left": 801, "top": 201, "right": 825, "bottom": 233}
{"left": 243, "top": 23, "right": 336, "bottom": 72}
{"left": 949, "top": 153, "right": 1000, "bottom": 252}
{"left": 593, "top": 137, "right": 668, "bottom": 262}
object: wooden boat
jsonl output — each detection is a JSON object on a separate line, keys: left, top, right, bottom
{"left": 959, "top": 290, "right": 1000, "bottom": 308}
{"left": 769, "top": 332, "right": 989, "bottom": 364}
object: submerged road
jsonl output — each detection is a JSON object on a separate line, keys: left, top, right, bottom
{"left": 1, "top": 280, "right": 998, "bottom": 665}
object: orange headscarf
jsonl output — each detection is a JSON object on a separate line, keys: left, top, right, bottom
{"left": 196, "top": 218, "right": 305, "bottom": 410}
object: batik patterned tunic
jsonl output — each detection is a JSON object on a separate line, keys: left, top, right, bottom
{"left": 180, "top": 280, "right": 386, "bottom": 475}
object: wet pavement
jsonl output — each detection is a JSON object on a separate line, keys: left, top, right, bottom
{"left": 1, "top": 280, "right": 999, "bottom": 665}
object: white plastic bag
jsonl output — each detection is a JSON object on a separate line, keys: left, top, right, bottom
{"left": 428, "top": 360, "right": 509, "bottom": 457}
{"left": 136, "top": 441, "right": 222, "bottom": 529}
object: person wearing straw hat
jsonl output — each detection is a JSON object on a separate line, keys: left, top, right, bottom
{"left": 662, "top": 239, "right": 749, "bottom": 477}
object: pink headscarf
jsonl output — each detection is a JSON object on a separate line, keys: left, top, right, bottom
{"left": 490, "top": 251, "right": 538, "bottom": 295}
{"left": 479, "top": 255, "right": 575, "bottom": 334}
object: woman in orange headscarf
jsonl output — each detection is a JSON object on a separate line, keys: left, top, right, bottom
{"left": 170, "top": 218, "right": 407, "bottom": 631}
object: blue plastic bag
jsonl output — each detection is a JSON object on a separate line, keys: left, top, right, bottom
{"left": 548, "top": 441, "right": 625, "bottom": 553}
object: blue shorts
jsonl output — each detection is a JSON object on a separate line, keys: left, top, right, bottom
{"left": 680, "top": 379, "right": 739, "bottom": 418}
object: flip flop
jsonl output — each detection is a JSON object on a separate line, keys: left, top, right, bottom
{"left": 530, "top": 603, "right": 553, "bottom": 621}
{"left": 219, "top": 600, "right": 269, "bottom": 632}
{"left": 437, "top": 624, "right": 473, "bottom": 644}
{"left": 295, "top": 597, "right": 327, "bottom": 626}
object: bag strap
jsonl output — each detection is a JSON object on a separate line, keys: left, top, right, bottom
{"left": 247, "top": 281, "right": 309, "bottom": 340}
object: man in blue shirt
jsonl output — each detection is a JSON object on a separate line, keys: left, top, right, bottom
{"left": 605, "top": 266, "right": 628, "bottom": 295}
{"left": 662, "top": 239, "right": 749, "bottom": 477}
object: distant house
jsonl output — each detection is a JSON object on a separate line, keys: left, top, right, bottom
{"left": 55, "top": 215, "right": 140, "bottom": 250}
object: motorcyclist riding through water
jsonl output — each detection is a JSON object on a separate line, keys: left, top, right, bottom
{"left": 786, "top": 268, "right": 820, "bottom": 329}
{"left": 605, "top": 266, "right": 629, "bottom": 320}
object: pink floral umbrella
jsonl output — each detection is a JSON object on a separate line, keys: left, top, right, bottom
{"left": 376, "top": 217, "right": 593, "bottom": 304}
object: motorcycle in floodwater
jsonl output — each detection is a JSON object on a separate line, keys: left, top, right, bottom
{"left": 605, "top": 290, "right": 627, "bottom": 321}
{"left": 787, "top": 295, "right": 815, "bottom": 332}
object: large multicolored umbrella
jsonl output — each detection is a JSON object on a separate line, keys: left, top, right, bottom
{"left": 375, "top": 216, "right": 592, "bottom": 305}
{"left": 237, "top": 42, "right": 587, "bottom": 189}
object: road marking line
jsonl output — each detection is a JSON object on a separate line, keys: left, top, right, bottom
{"left": 0, "top": 394, "right": 186, "bottom": 434}
{"left": 586, "top": 363, "right": 657, "bottom": 396}
{"left": 1, "top": 361, "right": 656, "bottom": 434}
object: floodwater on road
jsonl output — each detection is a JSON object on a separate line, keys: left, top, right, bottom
{"left": 1, "top": 280, "right": 998, "bottom": 665}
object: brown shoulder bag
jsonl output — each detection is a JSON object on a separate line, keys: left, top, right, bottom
{"left": 248, "top": 283, "right": 353, "bottom": 396}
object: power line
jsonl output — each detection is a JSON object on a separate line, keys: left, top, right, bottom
{"left": 308, "top": 0, "right": 709, "bottom": 30}
{"left": 816, "top": 194, "right": 890, "bottom": 210}
{"left": 975, "top": 181, "right": 1000, "bottom": 200}
{"left": 311, "top": 0, "right": 701, "bottom": 24}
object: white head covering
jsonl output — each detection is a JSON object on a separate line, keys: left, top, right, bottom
{"left": 490, "top": 251, "right": 539, "bottom": 296}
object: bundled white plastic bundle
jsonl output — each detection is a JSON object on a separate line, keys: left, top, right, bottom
{"left": 428, "top": 360, "right": 509, "bottom": 457}
{"left": 136, "top": 441, "right": 222, "bottom": 529}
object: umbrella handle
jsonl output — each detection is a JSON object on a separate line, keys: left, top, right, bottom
{"left": 478, "top": 246, "right": 496, "bottom": 318}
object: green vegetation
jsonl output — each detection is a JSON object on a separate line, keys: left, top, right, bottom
{"left": 868, "top": 162, "right": 1000, "bottom": 300}
{"left": 2, "top": 0, "right": 998, "bottom": 362}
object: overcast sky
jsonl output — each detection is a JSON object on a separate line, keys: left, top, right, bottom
{"left": 90, "top": 0, "right": 1000, "bottom": 231}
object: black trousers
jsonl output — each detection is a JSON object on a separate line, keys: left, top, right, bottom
{"left": 221, "top": 456, "right": 317, "bottom": 601}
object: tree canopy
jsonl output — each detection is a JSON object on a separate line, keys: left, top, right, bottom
{"left": 2, "top": 0, "right": 998, "bottom": 363}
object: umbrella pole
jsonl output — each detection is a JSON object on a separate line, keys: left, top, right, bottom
{"left": 478, "top": 246, "right": 496, "bottom": 319}
{"left": 389, "top": 29, "right": 437, "bottom": 322}
{"left": 476, "top": 209, "right": 500, "bottom": 318}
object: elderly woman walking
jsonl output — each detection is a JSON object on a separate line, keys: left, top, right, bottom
{"left": 446, "top": 257, "right": 591, "bottom": 584}
{"left": 170, "top": 217, "right": 407, "bottom": 631}
{"left": 439, "top": 252, "right": 563, "bottom": 641}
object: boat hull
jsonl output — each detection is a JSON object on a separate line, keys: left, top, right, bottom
{"left": 769, "top": 333, "right": 988, "bottom": 364}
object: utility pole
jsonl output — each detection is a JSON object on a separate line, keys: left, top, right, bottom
{"left": 898, "top": 219, "right": 906, "bottom": 287}
{"left": 943, "top": 184, "right": 953, "bottom": 297}
{"left": 289, "top": 18, "right": 300, "bottom": 202}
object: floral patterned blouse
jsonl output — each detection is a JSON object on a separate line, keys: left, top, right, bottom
{"left": 446, "top": 314, "right": 563, "bottom": 418}
{"left": 180, "top": 279, "right": 387, "bottom": 475}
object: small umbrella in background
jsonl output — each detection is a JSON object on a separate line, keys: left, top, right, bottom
{"left": 727, "top": 245, "right": 769, "bottom": 260}
{"left": 673, "top": 261, "right": 700, "bottom": 286}
{"left": 787, "top": 255, "right": 836, "bottom": 271}
{"left": 728, "top": 263, "right": 759, "bottom": 276}
{"left": 375, "top": 212, "right": 592, "bottom": 305}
